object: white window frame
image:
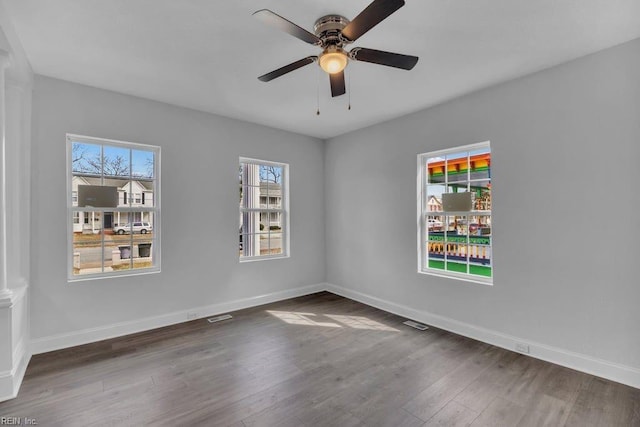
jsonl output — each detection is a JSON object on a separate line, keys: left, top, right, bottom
{"left": 67, "top": 134, "right": 161, "bottom": 281}
{"left": 417, "top": 141, "right": 493, "bottom": 285}
{"left": 239, "top": 157, "right": 289, "bottom": 262}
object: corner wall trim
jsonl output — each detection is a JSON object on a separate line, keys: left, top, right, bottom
{"left": 0, "top": 340, "right": 31, "bottom": 402}
{"left": 31, "top": 283, "right": 326, "bottom": 355}
{"left": 325, "top": 283, "right": 640, "bottom": 390}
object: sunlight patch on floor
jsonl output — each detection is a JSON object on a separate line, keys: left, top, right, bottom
{"left": 324, "top": 314, "right": 399, "bottom": 331}
{"left": 266, "top": 311, "right": 341, "bottom": 327}
{"left": 266, "top": 310, "right": 399, "bottom": 331}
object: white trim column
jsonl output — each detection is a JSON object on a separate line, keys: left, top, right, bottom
{"left": 0, "top": 47, "right": 32, "bottom": 402}
{"left": 0, "top": 50, "right": 10, "bottom": 299}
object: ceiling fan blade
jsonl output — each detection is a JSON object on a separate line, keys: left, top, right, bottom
{"left": 329, "top": 71, "right": 346, "bottom": 97}
{"left": 341, "top": 0, "right": 405, "bottom": 42}
{"left": 258, "top": 56, "right": 317, "bottom": 82}
{"left": 253, "top": 9, "right": 321, "bottom": 45}
{"left": 350, "top": 47, "right": 418, "bottom": 70}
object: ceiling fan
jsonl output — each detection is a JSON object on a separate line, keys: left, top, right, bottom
{"left": 253, "top": 0, "right": 419, "bottom": 98}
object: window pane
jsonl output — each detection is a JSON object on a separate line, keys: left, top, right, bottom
{"left": 143, "top": 187, "right": 154, "bottom": 207}
{"left": 258, "top": 233, "right": 270, "bottom": 256}
{"left": 267, "top": 186, "right": 282, "bottom": 209}
{"left": 268, "top": 232, "right": 283, "bottom": 256}
{"left": 265, "top": 211, "right": 282, "bottom": 231}
{"left": 260, "top": 165, "right": 282, "bottom": 185}
{"left": 446, "top": 151, "right": 469, "bottom": 183}
{"left": 239, "top": 164, "right": 244, "bottom": 206}
{"left": 471, "top": 181, "right": 491, "bottom": 212}
{"left": 469, "top": 149, "right": 491, "bottom": 181}
{"left": 113, "top": 212, "right": 132, "bottom": 235}
{"left": 446, "top": 214, "right": 466, "bottom": 234}
{"left": 241, "top": 211, "right": 261, "bottom": 234}
{"left": 132, "top": 149, "right": 154, "bottom": 179}
{"left": 476, "top": 214, "right": 491, "bottom": 234}
{"left": 71, "top": 142, "right": 101, "bottom": 175}
{"left": 72, "top": 210, "right": 103, "bottom": 275}
{"left": 446, "top": 257, "right": 468, "bottom": 274}
{"left": 426, "top": 215, "right": 444, "bottom": 232}
{"left": 426, "top": 185, "right": 444, "bottom": 213}
{"left": 239, "top": 234, "right": 250, "bottom": 257}
{"left": 469, "top": 234, "right": 492, "bottom": 277}
{"left": 427, "top": 157, "right": 446, "bottom": 184}
{"left": 240, "top": 232, "right": 261, "bottom": 258}
{"left": 101, "top": 211, "right": 125, "bottom": 272}
{"left": 131, "top": 236, "right": 155, "bottom": 271}
{"left": 111, "top": 212, "right": 155, "bottom": 235}
{"left": 427, "top": 231, "right": 445, "bottom": 270}
{"left": 103, "top": 145, "right": 130, "bottom": 177}
{"left": 241, "top": 162, "right": 261, "bottom": 210}
{"left": 265, "top": 212, "right": 284, "bottom": 255}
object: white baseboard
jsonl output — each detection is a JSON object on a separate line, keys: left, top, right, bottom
{"left": 325, "top": 283, "right": 640, "bottom": 390}
{"left": 27, "top": 281, "right": 640, "bottom": 391}
{"left": 31, "top": 283, "right": 326, "bottom": 355}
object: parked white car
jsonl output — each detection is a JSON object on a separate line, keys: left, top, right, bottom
{"left": 113, "top": 222, "right": 153, "bottom": 234}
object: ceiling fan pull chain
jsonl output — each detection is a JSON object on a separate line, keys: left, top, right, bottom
{"left": 348, "top": 69, "right": 352, "bottom": 110}
{"left": 316, "top": 66, "right": 321, "bottom": 115}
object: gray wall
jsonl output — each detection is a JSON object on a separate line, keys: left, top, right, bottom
{"left": 31, "top": 76, "right": 325, "bottom": 340}
{"left": 325, "top": 39, "right": 640, "bottom": 369}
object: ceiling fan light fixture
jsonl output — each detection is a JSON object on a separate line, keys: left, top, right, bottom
{"left": 319, "top": 47, "right": 348, "bottom": 74}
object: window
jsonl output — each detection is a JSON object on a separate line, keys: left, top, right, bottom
{"left": 239, "top": 158, "right": 288, "bottom": 261}
{"left": 418, "top": 142, "right": 492, "bottom": 284}
{"left": 68, "top": 134, "right": 160, "bottom": 280}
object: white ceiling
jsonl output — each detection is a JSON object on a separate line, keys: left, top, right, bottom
{"left": 3, "top": 0, "right": 640, "bottom": 139}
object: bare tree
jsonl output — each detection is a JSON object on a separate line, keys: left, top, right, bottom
{"left": 103, "top": 155, "right": 129, "bottom": 176}
{"left": 72, "top": 144, "right": 132, "bottom": 177}
{"left": 262, "top": 166, "right": 281, "bottom": 183}
{"left": 144, "top": 156, "right": 154, "bottom": 178}
{"left": 72, "top": 144, "right": 100, "bottom": 174}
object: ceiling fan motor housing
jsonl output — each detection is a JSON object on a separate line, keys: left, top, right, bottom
{"left": 314, "top": 15, "right": 351, "bottom": 48}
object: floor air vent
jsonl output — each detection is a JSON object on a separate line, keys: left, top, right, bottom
{"left": 208, "top": 314, "right": 233, "bottom": 323}
{"left": 403, "top": 320, "right": 429, "bottom": 331}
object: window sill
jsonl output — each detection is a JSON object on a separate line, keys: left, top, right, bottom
{"left": 239, "top": 254, "right": 290, "bottom": 263}
{"left": 68, "top": 268, "right": 161, "bottom": 283}
{"left": 418, "top": 269, "right": 493, "bottom": 286}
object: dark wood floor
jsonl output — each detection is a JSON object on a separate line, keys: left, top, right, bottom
{"left": 1, "top": 292, "right": 638, "bottom": 426}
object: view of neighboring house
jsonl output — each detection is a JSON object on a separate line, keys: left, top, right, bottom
{"left": 71, "top": 175, "right": 154, "bottom": 233}
{"left": 427, "top": 195, "right": 442, "bottom": 213}
{"left": 258, "top": 181, "right": 282, "bottom": 228}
